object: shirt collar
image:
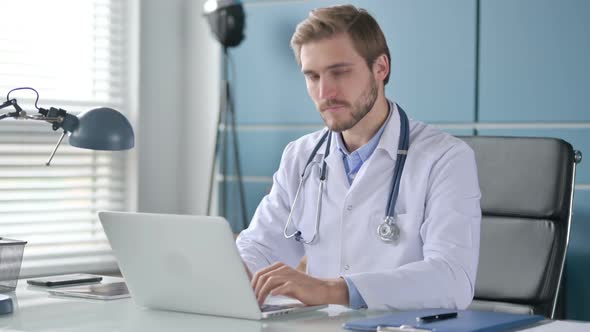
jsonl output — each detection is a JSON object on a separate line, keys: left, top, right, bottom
{"left": 316, "top": 99, "right": 403, "bottom": 162}
{"left": 375, "top": 100, "right": 403, "bottom": 161}
{"left": 335, "top": 104, "right": 392, "bottom": 163}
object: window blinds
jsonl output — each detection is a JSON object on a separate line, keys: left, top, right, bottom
{"left": 0, "top": 0, "right": 131, "bottom": 277}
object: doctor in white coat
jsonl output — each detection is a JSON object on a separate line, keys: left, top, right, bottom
{"left": 236, "top": 5, "right": 481, "bottom": 310}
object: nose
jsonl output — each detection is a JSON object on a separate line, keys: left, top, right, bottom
{"left": 318, "top": 76, "right": 337, "bottom": 100}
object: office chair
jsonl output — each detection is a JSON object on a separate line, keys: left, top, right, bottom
{"left": 460, "top": 136, "right": 582, "bottom": 319}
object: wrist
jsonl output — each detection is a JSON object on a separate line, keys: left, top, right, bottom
{"left": 323, "top": 278, "right": 349, "bottom": 306}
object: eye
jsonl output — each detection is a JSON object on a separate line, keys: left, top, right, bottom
{"left": 332, "top": 69, "right": 351, "bottom": 78}
{"left": 305, "top": 73, "right": 319, "bottom": 82}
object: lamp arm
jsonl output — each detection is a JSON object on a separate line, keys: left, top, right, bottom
{"left": 0, "top": 99, "right": 22, "bottom": 119}
{"left": 0, "top": 99, "right": 14, "bottom": 110}
{"left": 0, "top": 98, "right": 77, "bottom": 166}
{"left": 1, "top": 89, "right": 134, "bottom": 163}
{"left": 0, "top": 99, "right": 68, "bottom": 125}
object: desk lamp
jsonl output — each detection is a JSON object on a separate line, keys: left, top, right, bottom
{"left": 0, "top": 87, "right": 134, "bottom": 165}
{"left": 0, "top": 88, "right": 134, "bottom": 314}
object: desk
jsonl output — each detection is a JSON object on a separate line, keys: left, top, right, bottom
{"left": 1, "top": 277, "right": 588, "bottom": 331}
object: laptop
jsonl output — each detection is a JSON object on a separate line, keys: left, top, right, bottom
{"left": 98, "top": 211, "right": 327, "bottom": 320}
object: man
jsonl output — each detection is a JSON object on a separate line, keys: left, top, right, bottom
{"left": 236, "top": 5, "right": 481, "bottom": 310}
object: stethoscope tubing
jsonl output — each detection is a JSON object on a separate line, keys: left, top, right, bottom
{"left": 385, "top": 108, "right": 409, "bottom": 217}
{"left": 283, "top": 131, "right": 331, "bottom": 243}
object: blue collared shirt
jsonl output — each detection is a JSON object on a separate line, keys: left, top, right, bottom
{"left": 336, "top": 106, "right": 392, "bottom": 309}
{"left": 335, "top": 113, "right": 390, "bottom": 185}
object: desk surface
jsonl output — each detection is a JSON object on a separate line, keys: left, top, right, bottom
{"left": 1, "top": 276, "right": 588, "bottom": 332}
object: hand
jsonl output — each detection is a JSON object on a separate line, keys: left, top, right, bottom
{"left": 251, "top": 262, "right": 349, "bottom": 306}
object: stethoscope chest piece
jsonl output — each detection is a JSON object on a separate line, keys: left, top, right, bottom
{"left": 377, "top": 216, "right": 401, "bottom": 244}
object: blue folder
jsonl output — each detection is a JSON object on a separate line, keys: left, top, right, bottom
{"left": 343, "top": 309, "right": 544, "bottom": 332}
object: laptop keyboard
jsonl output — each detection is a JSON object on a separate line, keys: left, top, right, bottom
{"left": 260, "top": 304, "right": 295, "bottom": 312}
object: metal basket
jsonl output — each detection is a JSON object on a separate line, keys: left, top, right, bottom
{"left": 0, "top": 238, "right": 27, "bottom": 293}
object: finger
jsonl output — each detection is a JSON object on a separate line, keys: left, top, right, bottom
{"left": 255, "top": 265, "right": 300, "bottom": 304}
{"left": 253, "top": 263, "right": 295, "bottom": 298}
{"left": 270, "top": 281, "right": 294, "bottom": 298}
{"left": 254, "top": 271, "right": 285, "bottom": 299}
{"left": 271, "top": 281, "right": 322, "bottom": 306}
{"left": 257, "top": 276, "right": 287, "bottom": 306}
{"left": 270, "top": 281, "right": 310, "bottom": 305}
{"left": 252, "top": 262, "right": 284, "bottom": 292}
{"left": 251, "top": 262, "right": 282, "bottom": 288}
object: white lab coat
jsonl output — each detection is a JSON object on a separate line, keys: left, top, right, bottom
{"left": 236, "top": 104, "right": 481, "bottom": 310}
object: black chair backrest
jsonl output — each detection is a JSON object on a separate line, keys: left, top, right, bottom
{"left": 460, "top": 136, "right": 576, "bottom": 319}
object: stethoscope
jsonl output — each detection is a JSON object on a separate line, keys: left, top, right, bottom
{"left": 283, "top": 102, "right": 410, "bottom": 245}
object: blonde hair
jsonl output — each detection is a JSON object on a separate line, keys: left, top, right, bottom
{"left": 290, "top": 5, "right": 391, "bottom": 84}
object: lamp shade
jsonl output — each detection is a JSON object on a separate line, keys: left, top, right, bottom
{"left": 68, "top": 107, "right": 134, "bottom": 150}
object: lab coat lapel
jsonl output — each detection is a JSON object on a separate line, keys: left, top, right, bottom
{"left": 323, "top": 132, "right": 349, "bottom": 191}
{"left": 311, "top": 131, "right": 349, "bottom": 193}
{"left": 348, "top": 102, "right": 401, "bottom": 193}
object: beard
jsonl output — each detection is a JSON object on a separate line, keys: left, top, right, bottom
{"left": 318, "top": 77, "right": 378, "bottom": 132}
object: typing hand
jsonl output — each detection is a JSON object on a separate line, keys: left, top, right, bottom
{"left": 251, "top": 262, "right": 349, "bottom": 306}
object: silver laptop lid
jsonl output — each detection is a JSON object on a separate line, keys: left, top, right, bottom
{"left": 98, "top": 211, "right": 262, "bottom": 320}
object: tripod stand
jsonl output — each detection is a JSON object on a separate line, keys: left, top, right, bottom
{"left": 206, "top": 48, "right": 248, "bottom": 230}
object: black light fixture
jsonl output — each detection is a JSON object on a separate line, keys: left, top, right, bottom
{"left": 203, "top": 0, "right": 248, "bottom": 229}
{"left": 0, "top": 87, "right": 135, "bottom": 165}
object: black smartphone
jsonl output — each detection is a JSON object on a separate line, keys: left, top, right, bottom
{"left": 27, "top": 273, "right": 103, "bottom": 287}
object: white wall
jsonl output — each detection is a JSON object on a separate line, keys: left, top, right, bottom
{"left": 137, "top": 0, "right": 219, "bottom": 214}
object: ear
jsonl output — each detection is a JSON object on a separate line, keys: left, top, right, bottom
{"left": 372, "top": 54, "right": 389, "bottom": 83}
